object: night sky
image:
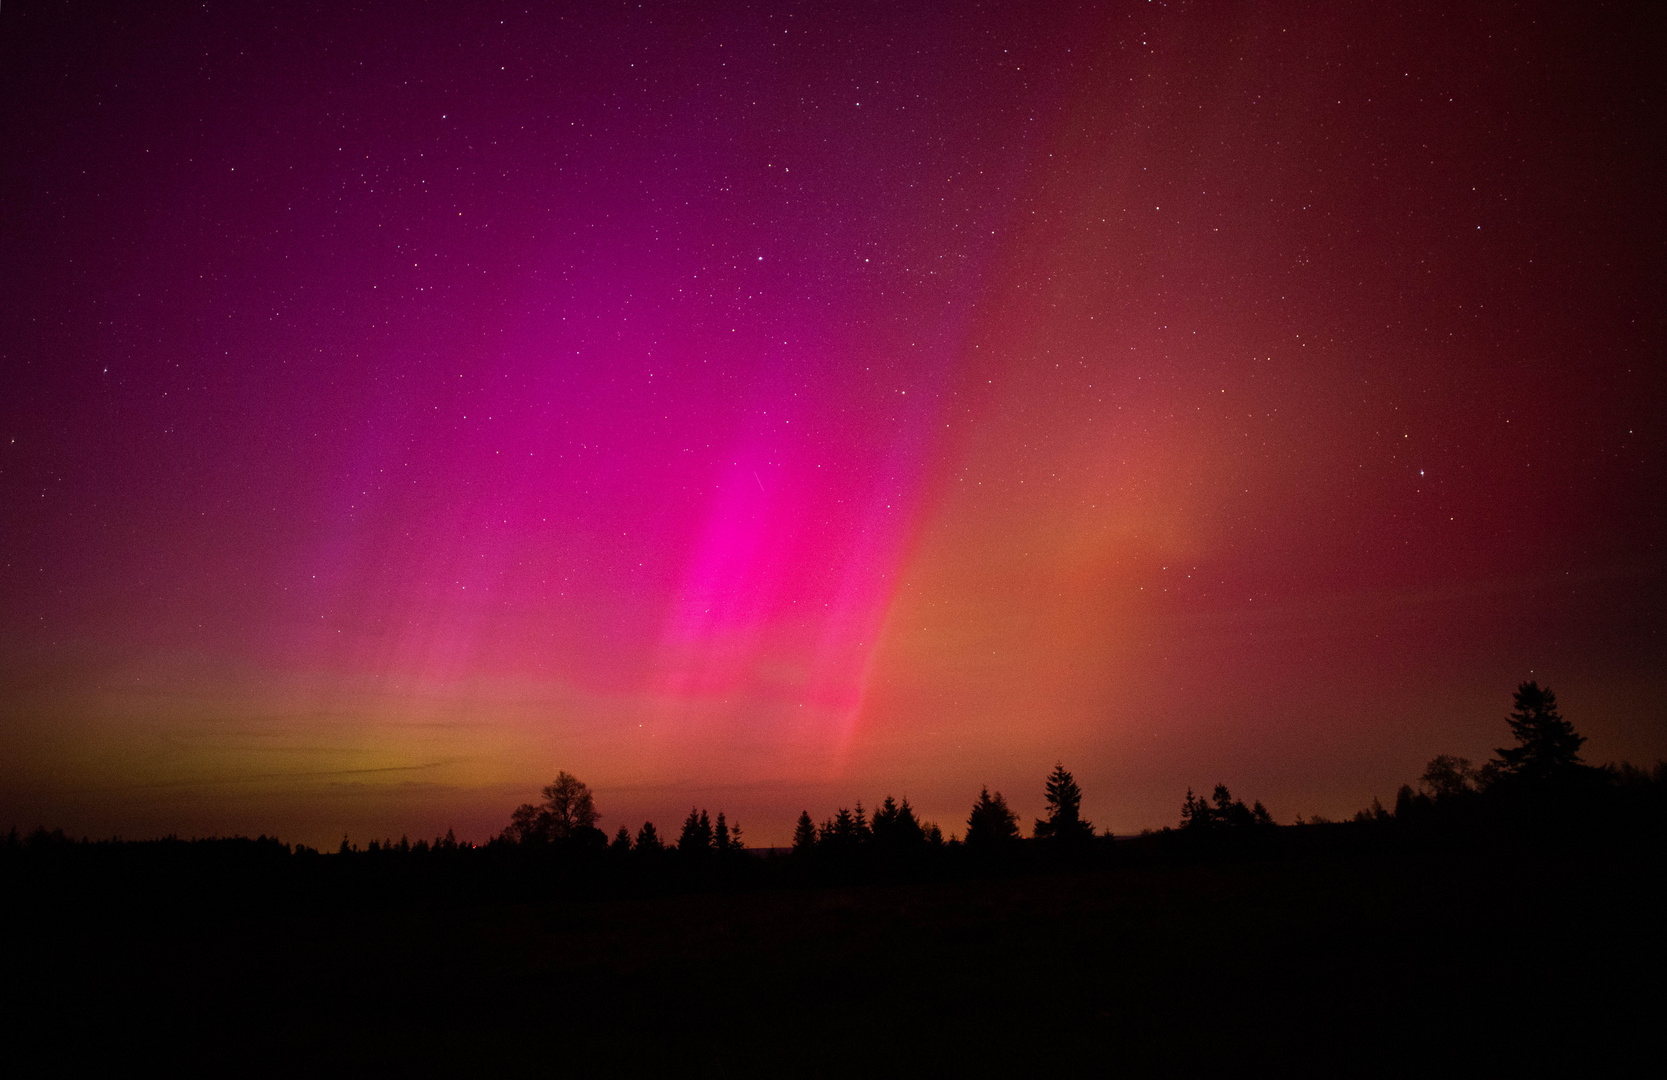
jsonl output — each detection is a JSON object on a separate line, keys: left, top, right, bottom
{"left": 2, "top": 1, "right": 1662, "bottom": 847}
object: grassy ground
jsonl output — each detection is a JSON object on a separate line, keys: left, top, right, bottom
{"left": 8, "top": 839, "right": 1660, "bottom": 1073}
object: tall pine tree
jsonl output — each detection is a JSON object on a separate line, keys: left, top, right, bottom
{"left": 966, "top": 786, "right": 1020, "bottom": 849}
{"left": 679, "top": 808, "right": 715, "bottom": 852}
{"left": 1493, "top": 682, "right": 1585, "bottom": 781}
{"left": 1034, "top": 763, "right": 1095, "bottom": 842}
{"left": 791, "top": 811, "right": 818, "bottom": 854}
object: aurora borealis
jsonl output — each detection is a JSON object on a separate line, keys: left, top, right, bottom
{"left": 2, "top": 1, "right": 1662, "bottom": 846}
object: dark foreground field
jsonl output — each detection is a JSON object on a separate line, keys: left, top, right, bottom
{"left": 6, "top": 837, "right": 1661, "bottom": 1074}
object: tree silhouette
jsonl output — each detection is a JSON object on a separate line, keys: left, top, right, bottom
{"left": 823, "top": 807, "right": 859, "bottom": 850}
{"left": 611, "top": 826, "right": 633, "bottom": 853}
{"left": 852, "top": 802, "right": 873, "bottom": 844}
{"left": 541, "top": 773, "right": 600, "bottom": 837}
{"left": 895, "top": 798, "right": 925, "bottom": 845}
{"left": 1213, "top": 783, "right": 1256, "bottom": 828}
{"left": 635, "top": 821, "right": 663, "bottom": 852}
{"left": 1033, "top": 763, "right": 1095, "bottom": 842}
{"left": 502, "top": 771, "right": 600, "bottom": 844}
{"left": 1181, "top": 787, "right": 1212, "bottom": 830}
{"left": 505, "top": 802, "right": 541, "bottom": 843}
{"left": 679, "top": 808, "right": 714, "bottom": 853}
{"left": 966, "top": 787, "right": 1020, "bottom": 849}
{"left": 1421, "top": 755, "right": 1479, "bottom": 800}
{"left": 1492, "top": 682, "right": 1586, "bottom": 781}
{"left": 872, "top": 796, "right": 898, "bottom": 836}
{"left": 1181, "top": 783, "right": 1268, "bottom": 829}
{"left": 791, "top": 811, "right": 817, "bottom": 854}
{"left": 1354, "top": 797, "right": 1391, "bottom": 823}
{"left": 713, "top": 812, "right": 741, "bottom": 852}
{"left": 872, "top": 795, "right": 925, "bottom": 850}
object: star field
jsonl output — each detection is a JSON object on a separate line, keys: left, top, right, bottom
{"left": 0, "top": 1, "right": 1661, "bottom": 846}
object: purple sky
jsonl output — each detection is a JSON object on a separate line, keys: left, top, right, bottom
{"left": 1, "top": 1, "right": 1662, "bottom": 846}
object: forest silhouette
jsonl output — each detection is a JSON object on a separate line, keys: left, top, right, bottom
{"left": 5, "top": 682, "right": 1662, "bottom": 1071}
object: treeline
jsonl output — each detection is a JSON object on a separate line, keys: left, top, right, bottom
{"left": 479, "top": 682, "right": 1662, "bottom": 861}
{"left": 6, "top": 682, "right": 1664, "bottom": 892}
{"left": 483, "top": 760, "right": 1109, "bottom": 872}
{"left": 1311, "top": 682, "right": 1667, "bottom": 836}
{"left": 0, "top": 762, "right": 1120, "bottom": 899}
{"left": 1145, "top": 681, "right": 1666, "bottom": 854}
{"left": 781, "top": 764, "right": 1101, "bottom": 861}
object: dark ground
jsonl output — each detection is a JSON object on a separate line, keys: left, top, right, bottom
{"left": 5, "top": 837, "right": 1661, "bottom": 1074}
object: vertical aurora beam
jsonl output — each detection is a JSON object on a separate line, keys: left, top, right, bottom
{"left": 648, "top": 327, "right": 964, "bottom": 772}
{"left": 656, "top": 442, "right": 806, "bottom": 703}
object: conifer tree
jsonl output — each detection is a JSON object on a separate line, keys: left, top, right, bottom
{"left": 872, "top": 796, "right": 899, "bottom": 841}
{"left": 1492, "top": 682, "right": 1586, "bottom": 781}
{"left": 1033, "top": 763, "right": 1094, "bottom": 842}
{"left": 1181, "top": 788, "right": 1212, "bottom": 830}
{"left": 792, "top": 811, "right": 818, "bottom": 854}
{"left": 1212, "top": 783, "right": 1256, "bottom": 828}
{"left": 679, "top": 808, "right": 715, "bottom": 852}
{"left": 895, "top": 798, "right": 925, "bottom": 845}
{"left": 1182, "top": 784, "right": 1269, "bottom": 829}
{"left": 852, "top": 802, "right": 872, "bottom": 844}
{"left": 829, "top": 807, "right": 857, "bottom": 848}
{"left": 966, "top": 786, "right": 1020, "bottom": 849}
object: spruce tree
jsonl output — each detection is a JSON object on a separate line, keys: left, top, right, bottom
{"left": 895, "top": 798, "right": 925, "bottom": 845}
{"left": 871, "top": 796, "right": 899, "bottom": 843}
{"left": 1034, "top": 763, "right": 1094, "bottom": 842}
{"left": 852, "top": 802, "right": 872, "bottom": 844}
{"left": 966, "top": 786, "right": 1020, "bottom": 849}
{"left": 830, "top": 807, "right": 857, "bottom": 848}
{"left": 791, "top": 812, "right": 818, "bottom": 854}
{"left": 679, "top": 808, "right": 715, "bottom": 852}
{"left": 1181, "top": 788, "right": 1212, "bottom": 830}
{"left": 1493, "top": 682, "right": 1585, "bottom": 781}
{"left": 1213, "top": 783, "right": 1256, "bottom": 828}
